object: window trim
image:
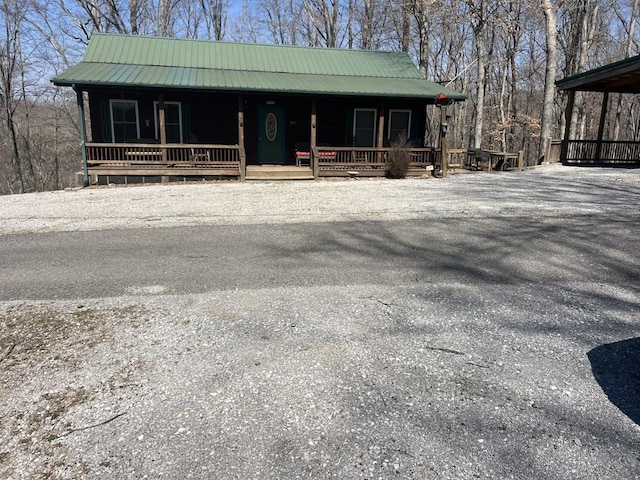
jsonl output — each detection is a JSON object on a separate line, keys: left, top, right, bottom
{"left": 153, "top": 101, "right": 183, "bottom": 144}
{"left": 388, "top": 109, "right": 412, "bottom": 141}
{"left": 353, "top": 108, "right": 377, "bottom": 147}
{"left": 109, "top": 99, "right": 140, "bottom": 143}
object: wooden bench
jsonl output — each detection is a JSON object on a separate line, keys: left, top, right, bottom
{"left": 323, "top": 163, "right": 385, "bottom": 169}
{"left": 125, "top": 149, "right": 162, "bottom": 160}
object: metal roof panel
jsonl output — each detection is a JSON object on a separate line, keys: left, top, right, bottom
{"left": 54, "top": 62, "right": 466, "bottom": 99}
{"left": 79, "top": 33, "right": 423, "bottom": 78}
{"left": 53, "top": 34, "right": 466, "bottom": 100}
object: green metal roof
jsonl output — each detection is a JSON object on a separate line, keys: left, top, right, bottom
{"left": 52, "top": 33, "right": 466, "bottom": 100}
{"left": 555, "top": 54, "right": 640, "bottom": 93}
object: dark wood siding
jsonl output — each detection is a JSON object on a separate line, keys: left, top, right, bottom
{"left": 88, "top": 89, "right": 239, "bottom": 144}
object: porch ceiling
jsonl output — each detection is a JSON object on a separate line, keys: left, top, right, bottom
{"left": 556, "top": 54, "right": 640, "bottom": 93}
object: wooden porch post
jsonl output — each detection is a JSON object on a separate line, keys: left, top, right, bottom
{"left": 238, "top": 96, "right": 246, "bottom": 181}
{"left": 311, "top": 99, "right": 317, "bottom": 178}
{"left": 440, "top": 105, "right": 449, "bottom": 178}
{"left": 560, "top": 90, "right": 575, "bottom": 163}
{"left": 74, "top": 86, "right": 89, "bottom": 187}
{"left": 158, "top": 94, "right": 168, "bottom": 182}
{"left": 595, "top": 91, "right": 609, "bottom": 162}
{"left": 377, "top": 103, "right": 385, "bottom": 163}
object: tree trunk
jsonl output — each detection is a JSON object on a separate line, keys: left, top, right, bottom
{"left": 412, "top": 0, "right": 433, "bottom": 79}
{"left": 613, "top": 0, "right": 638, "bottom": 140}
{"left": 1, "top": 0, "right": 25, "bottom": 193}
{"left": 129, "top": 0, "right": 139, "bottom": 34}
{"left": 361, "top": 0, "right": 373, "bottom": 49}
{"left": 539, "top": 0, "right": 557, "bottom": 163}
{"left": 473, "top": 37, "right": 486, "bottom": 149}
{"left": 466, "top": 0, "right": 488, "bottom": 149}
{"left": 304, "top": 0, "right": 341, "bottom": 47}
{"left": 401, "top": 0, "right": 409, "bottom": 52}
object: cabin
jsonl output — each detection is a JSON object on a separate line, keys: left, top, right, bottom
{"left": 52, "top": 34, "right": 465, "bottom": 184}
{"left": 556, "top": 55, "right": 640, "bottom": 166}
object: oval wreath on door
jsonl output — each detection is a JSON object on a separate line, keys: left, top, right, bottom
{"left": 265, "top": 112, "right": 278, "bottom": 141}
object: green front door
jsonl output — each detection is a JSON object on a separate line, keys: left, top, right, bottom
{"left": 257, "top": 105, "right": 286, "bottom": 164}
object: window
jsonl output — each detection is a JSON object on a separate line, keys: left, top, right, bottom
{"left": 154, "top": 101, "right": 183, "bottom": 143}
{"left": 353, "top": 109, "right": 377, "bottom": 147}
{"left": 388, "top": 109, "right": 411, "bottom": 143}
{"left": 110, "top": 100, "right": 139, "bottom": 142}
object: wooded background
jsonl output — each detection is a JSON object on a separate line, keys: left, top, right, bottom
{"left": 1, "top": 0, "right": 639, "bottom": 194}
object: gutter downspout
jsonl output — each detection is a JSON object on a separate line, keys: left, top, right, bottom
{"left": 73, "top": 85, "right": 89, "bottom": 187}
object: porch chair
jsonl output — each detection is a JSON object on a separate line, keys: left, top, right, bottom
{"left": 190, "top": 147, "right": 211, "bottom": 164}
{"left": 295, "top": 143, "right": 311, "bottom": 167}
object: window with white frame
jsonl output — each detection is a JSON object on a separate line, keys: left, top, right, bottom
{"left": 154, "top": 101, "right": 183, "bottom": 143}
{"left": 388, "top": 109, "right": 411, "bottom": 143}
{"left": 353, "top": 108, "right": 377, "bottom": 147}
{"left": 110, "top": 100, "right": 139, "bottom": 142}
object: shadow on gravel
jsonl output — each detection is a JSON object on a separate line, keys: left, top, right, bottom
{"left": 588, "top": 338, "right": 640, "bottom": 426}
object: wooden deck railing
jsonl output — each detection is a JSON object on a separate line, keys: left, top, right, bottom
{"left": 85, "top": 143, "right": 242, "bottom": 174}
{"left": 314, "top": 146, "right": 438, "bottom": 176}
{"left": 564, "top": 140, "right": 640, "bottom": 164}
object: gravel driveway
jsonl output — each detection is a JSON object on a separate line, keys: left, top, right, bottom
{"left": 0, "top": 165, "right": 639, "bottom": 479}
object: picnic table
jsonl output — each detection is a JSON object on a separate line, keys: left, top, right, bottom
{"left": 467, "top": 149, "right": 523, "bottom": 171}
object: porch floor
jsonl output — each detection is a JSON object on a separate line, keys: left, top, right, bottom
{"left": 246, "top": 165, "right": 314, "bottom": 181}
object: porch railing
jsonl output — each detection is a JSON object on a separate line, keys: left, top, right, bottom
{"left": 314, "top": 146, "right": 438, "bottom": 175}
{"left": 564, "top": 140, "right": 640, "bottom": 164}
{"left": 85, "top": 143, "right": 243, "bottom": 174}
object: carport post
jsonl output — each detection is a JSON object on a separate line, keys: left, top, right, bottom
{"left": 560, "top": 90, "right": 576, "bottom": 163}
{"left": 440, "top": 105, "right": 448, "bottom": 178}
{"left": 595, "top": 91, "right": 609, "bottom": 162}
{"left": 74, "top": 86, "right": 89, "bottom": 187}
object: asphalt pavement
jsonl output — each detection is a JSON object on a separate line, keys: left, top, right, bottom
{"left": 0, "top": 167, "right": 638, "bottom": 479}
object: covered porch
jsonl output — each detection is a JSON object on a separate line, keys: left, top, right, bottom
{"left": 82, "top": 143, "right": 440, "bottom": 182}
{"left": 556, "top": 55, "right": 640, "bottom": 166}
{"left": 73, "top": 88, "right": 453, "bottom": 183}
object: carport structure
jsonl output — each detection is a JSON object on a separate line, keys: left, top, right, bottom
{"left": 556, "top": 55, "right": 640, "bottom": 166}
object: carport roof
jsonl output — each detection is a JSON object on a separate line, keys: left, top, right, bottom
{"left": 52, "top": 33, "right": 466, "bottom": 101}
{"left": 555, "top": 54, "right": 640, "bottom": 93}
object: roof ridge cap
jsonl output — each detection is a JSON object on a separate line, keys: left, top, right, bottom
{"left": 89, "top": 32, "right": 407, "bottom": 56}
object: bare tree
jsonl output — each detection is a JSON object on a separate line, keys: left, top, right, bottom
{"left": 465, "top": 0, "right": 490, "bottom": 149}
{"left": 200, "top": 0, "right": 227, "bottom": 40}
{"left": 227, "top": 0, "right": 259, "bottom": 42}
{"left": 539, "top": 0, "right": 557, "bottom": 163}
{"left": 612, "top": 0, "right": 639, "bottom": 139}
{"left": 0, "top": 0, "right": 25, "bottom": 193}
{"left": 304, "top": 0, "right": 342, "bottom": 47}
{"left": 411, "top": 0, "right": 436, "bottom": 78}
{"left": 261, "top": 0, "right": 300, "bottom": 44}
{"left": 559, "top": 0, "right": 602, "bottom": 139}
{"left": 155, "top": 0, "right": 177, "bottom": 36}
{"left": 360, "top": 0, "right": 374, "bottom": 48}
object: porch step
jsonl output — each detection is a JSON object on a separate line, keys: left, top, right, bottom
{"left": 245, "top": 165, "right": 314, "bottom": 181}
